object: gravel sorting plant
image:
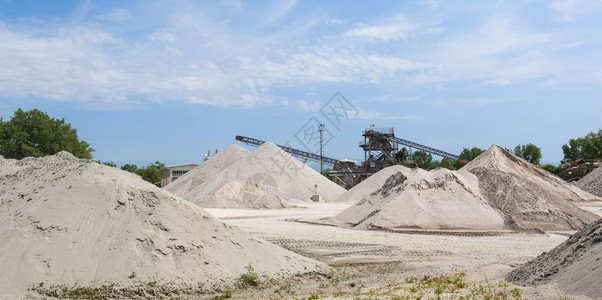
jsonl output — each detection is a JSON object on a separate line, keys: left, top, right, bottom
{"left": 0, "top": 152, "right": 325, "bottom": 298}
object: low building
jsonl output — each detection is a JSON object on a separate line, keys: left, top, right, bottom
{"left": 161, "top": 163, "right": 199, "bottom": 187}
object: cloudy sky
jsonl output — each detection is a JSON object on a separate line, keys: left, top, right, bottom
{"left": 1, "top": 0, "right": 601, "bottom": 166}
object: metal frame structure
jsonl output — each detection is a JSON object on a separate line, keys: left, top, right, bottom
{"left": 234, "top": 135, "right": 338, "bottom": 165}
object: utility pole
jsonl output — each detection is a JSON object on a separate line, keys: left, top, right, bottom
{"left": 318, "top": 123, "right": 324, "bottom": 174}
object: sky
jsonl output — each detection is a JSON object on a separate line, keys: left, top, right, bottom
{"left": 0, "top": 0, "right": 601, "bottom": 166}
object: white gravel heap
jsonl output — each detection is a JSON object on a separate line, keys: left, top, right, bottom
{"left": 0, "top": 152, "right": 325, "bottom": 298}
{"left": 168, "top": 142, "right": 346, "bottom": 209}
{"left": 335, "top": 165, "right": 505, "bottom": 230}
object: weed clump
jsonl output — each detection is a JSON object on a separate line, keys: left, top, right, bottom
{"left": 238, "top": 264, "right": 261, "bottom": 287}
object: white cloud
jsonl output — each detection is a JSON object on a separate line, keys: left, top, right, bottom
{"left": 96, "top": 8, "right": 130, "bottom": 22}
{"left": 1, "top": 1, "right": 602, "bottom": 112}
{"left": 147, "top": 31, "right": 177, "bottom": 43}
{"left": 356, "top": 109, "right": 420, "bottom": 120}
{"left": 551, "top": 0, "right": 602, "bottom": 22}
{"left": 343, "top": 21, "right": 413, "bottom": 42}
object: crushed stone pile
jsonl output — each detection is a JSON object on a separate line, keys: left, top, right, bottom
{"left": 164, "top": 144, "right": 249, "bottom": 196}
{"left": 334, "top": 165, "right": 505, "bottom": 230}
{"left": 0, "top": 152, "right": 325, "bottom": 298}
{"left": 507, "top": 218, "right": 602, "bottom": 299}
{"left": 574, "top": 166, "right": 602, "bottom": 197}
{"left": 463, "top": 145, "right": 599, "bottom": 231}
{"left": 170, "top": 142, "right": 346, "bottom": 209}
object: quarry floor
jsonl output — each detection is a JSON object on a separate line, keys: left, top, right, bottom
{"left": 204, "top": 201, "right": 602, "bottom": 300}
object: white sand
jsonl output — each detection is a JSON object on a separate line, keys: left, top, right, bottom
{"left": 175, "top": 142, "right": 346, "bottom": 209}
{"left": 0, "top": 152, "right": 325, "bottom": 298}
{"left": 464, "top": 145, "right": 600, "bottom": 231}
{"left": 199, "top": 180, "right": 291, "bottom": 209}
{"left": 334, "top": 165, "right": 505, "bottom": 230}
{"left": 164, "top": 144, "right": 249, "bottom": 195}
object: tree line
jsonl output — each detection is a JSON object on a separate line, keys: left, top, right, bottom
{"left": 1, "top": 108, "right": 600, "bottom": 178}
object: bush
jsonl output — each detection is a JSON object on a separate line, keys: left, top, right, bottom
{"left": 238, "top": 264, "right": 260, "bottom": 287}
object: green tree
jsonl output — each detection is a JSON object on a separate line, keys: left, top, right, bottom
{"left": 440, "top": 157, "right": 456, "bottom": 170}
{"left": 562, "top": 130, "right": 602, "bottom": 160}
{"left": 98, "top": 161, "right": 117, "bottom": 168}
{"left": 119, "top": 162, "right": 164, "bottom": 184}
{"left": 120, "top": 164, "right": 139, "bottom": 173}
{"left": 0, "top": 108, "right": 94, "bottom": 159}
{"left": 541, "top": 163, "right": 559, "bottom": 174}
{"left": 136, "top": 161, "right": 165, "bottom": 184}
{"left": 458, "top": 147, "right": 485, "bottom": 161}
{"left": 513, "top": 143, "right": 542, "bottom": 165}
{"left": 454, "top": 146, "right": 485, "bottom": 169}
{"left": 412, "top": 150, "right": 440, "bottom": 170}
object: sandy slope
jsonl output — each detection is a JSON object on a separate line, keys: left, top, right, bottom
{"left": 334, "top": 165, "right": 505, "bottom": 230}
{"left": 164, "top": 144, "right": 249, "bottom": 195}
{"left": 180, "top": 142, "right": 345, "bottom": 208}
{"left": 0, "top": 152, "right": 325, "bottom": 298}
{"left": 464, "top": 145, "right": 599, "bottom": 231}
{"left": 507, "top": 219, "right": 602, "bottom": 299}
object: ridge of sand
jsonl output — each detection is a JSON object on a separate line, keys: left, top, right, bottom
{"left": 574, "top": 166, "right": 602, "bottom": 197}
{"left": 179, "top": 142, "right": 346, "bottom": 208}
{"left": 0, "top": 152, "right": 325, "bottom": 298}
{"left": 334, "top": 165, "right": 505, "bottom": 230}
{"left": 463, "top": 145, "right": 599, "bottom": 231}
{"left": 164, "top": 144, "right": 249, "bottom": 195}
{"left": 507, "top": 218, "right": 602, "bottom": 299}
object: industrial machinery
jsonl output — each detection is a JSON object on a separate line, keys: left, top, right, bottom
{"left": 557, "top": 159, "right": 599, "bottom": 182}
{"left": 235, "top": 126, "right": 462, "bottom": 188}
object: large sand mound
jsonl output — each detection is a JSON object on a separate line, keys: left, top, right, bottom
{"left": 0, "top": 152, "right": 324, "bottom": 298}
{"left": 574, "top": 166, "right": 602, "bottom": 197}
{"left": 164, "top": 144, "right": 249, "bottom": 195}
{"left": 334, "top": 165, "right": 505, "bottom": 230}
{"left": 177, "top": 142, "right": 346, "bottom": 208}
{"left": 463, "top": 145, "right": 599, "bottom": 231}
{"left": 507, "top": 218, "right": 602, "bottom": 299}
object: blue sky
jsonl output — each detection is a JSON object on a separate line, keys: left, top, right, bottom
{"left": 1, "top": 0, "right": 601, "bottom": 166}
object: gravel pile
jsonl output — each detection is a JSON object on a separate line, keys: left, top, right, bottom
{"left": 334, "top": 165, "right": 505, "bottom": 230}
{"left": 463, "top": 145, "right": 599, "bottom": 231}
{"left": 507, "top": 218, "right": 602, "bottom": 299}
{"left": 574, "top": 166, "right": 602, "bottom": 197}
{"left": 171, "top": 142, "right": 346, "bottom": 208}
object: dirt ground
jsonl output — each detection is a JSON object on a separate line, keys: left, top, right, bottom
{"left": 202, "top": 201, "right": 602, "bottom": 299}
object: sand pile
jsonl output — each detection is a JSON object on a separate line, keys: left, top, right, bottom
{"left": 574, "top": 166, "right": 602, "bottom": 197}
{"left": 334, "top": 165, "right": 505, "bottom": 230}
{"left": 0, "top": 152, "right": 324, "bottom": 298}
{"left": 164, "top": 144, "right": 249, "bottom": 195}
{"left": 198, "top": 180, "right": 290, "bottom": 209}
{"left": 463, "top": 145, "right": 599, "bottom": 231}
{"left": 171, "top": 142, "right": 345, "bottom": 208}
{"left": 507, "top": 218, "right": 602, "bottom": 298}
